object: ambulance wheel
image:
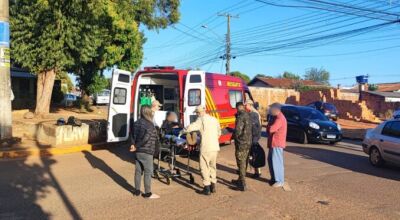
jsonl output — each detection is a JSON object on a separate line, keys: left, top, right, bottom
{"left": 189, "top": 174, "right": 195, "bottom": 184}
{"left": 166, "top": 176, "right": 172, "bottom": 185}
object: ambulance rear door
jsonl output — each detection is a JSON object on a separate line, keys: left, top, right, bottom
{"left": 183, "top": 70, "right": 206, "bottom": 127}
{"left": 107, "top": 69, "right": 132, "bottom": 142}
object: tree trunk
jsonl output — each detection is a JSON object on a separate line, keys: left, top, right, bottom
{"left": 35, "top": 69, "right": 56, "bottom": 116}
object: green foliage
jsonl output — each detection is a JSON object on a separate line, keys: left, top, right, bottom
{"left": 86, "top": 73, "right": 109, "bottom": 95}
{"left": 255, "top": 74, "right": 272, "bottom": 78}
{"left": 56, "top": 72, "right": 74, "bottom": 93}
{"left": 10, "top": 0, "right": 104, "bottom": 75}
{"left": 281, "top": 71, "right": 301, "bottom": 80}
{"left": 230, "top": 71, "right": 251, "bottom": 83}
{"left": 134, "top": 0, "right": 180, "bottom": 30}
{"left": 10, "top": 0, "right": 181, "bottom": 113}
{"left": 368, "top": 84, "right": 379, "bottom": 91}
{"left": 297, "top": 85, "right": 330, "bottom": 92}
{"left": 304, "top": 67, "right": 330, "bottom": 85}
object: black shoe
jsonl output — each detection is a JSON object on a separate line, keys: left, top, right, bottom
{"left": 134, "top": 189, "right": 141, "bottom": 196}
{"left": 239, "top": 182, "right": 247, "bottom": 192}
{"left": 201, "top": 185, "right": 211, "bottom": 195}
{"left": 210, "top": 183, "right": 216, "bottom": 193}
{"left": 251, "top": 173, "right": 260, "bottom": 179}
{"left": 231, "top": 179, "right": 240, "bottom": 186}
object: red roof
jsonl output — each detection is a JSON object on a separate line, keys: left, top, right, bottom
{"left": 376, "top": 82, "right": 400, "bottom": 92}
{"left": 249, "top": 77, "right": 322, "bottom": 89}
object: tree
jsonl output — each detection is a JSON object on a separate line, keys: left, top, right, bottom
{"left": 11, "top": 0, "right": 181, "bottom": 116}
{"left": 11, "top": 0, "right": 104, "bottom": 116}
{"left": 81, "top": 72, "right": 109, "bottom": 96}
{"left": 281, "top": 71, "right": 301, "bottom": 80}
{"left": 255, "top": 73, "right": 272, "bottom": 78}
{"left": 75, "top": 0, "right": 180, "bottom": 103}
{"left": 368, "top": 84, "right": 379, "bottom": 91}
{"left": 56, "top": 72, "right": 74, "bottom": 94}
{"left": 230, "top": 71, "right": 251, "bottom": 83}
{"left": 304, "top": 67, "right": 330, "bottom": 85}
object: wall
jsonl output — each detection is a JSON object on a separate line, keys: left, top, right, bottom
{"left": 361, "top": 92, "right": 400, "bottom": 118}
{"left": 249, "top": 86, "right": 395, "bottom": 123}
{"left": 249, "top": 87, "right": 299, "bottom": 118}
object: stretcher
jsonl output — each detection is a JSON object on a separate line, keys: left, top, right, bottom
{"left": 154, "top": 133, "right": 196, "bottom": 185}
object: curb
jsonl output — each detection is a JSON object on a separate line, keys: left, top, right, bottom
{"left": 0, "top": 144, "right": 95, "bottom": 159}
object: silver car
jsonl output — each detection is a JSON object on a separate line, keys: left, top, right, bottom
{"left": 362, "top": 119, "right": 400, "bottom": 167}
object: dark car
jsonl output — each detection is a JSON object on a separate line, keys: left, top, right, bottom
{"left": 281, "top": 105, "right": 342, "bottom": 144}
{"left": 307, "top": 101, "right": 339, "bottom": 121}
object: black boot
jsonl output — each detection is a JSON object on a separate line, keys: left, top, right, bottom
{"left": 231, "top": 179, "right": 241, "bottom": 186}
{"left": 202, "top": 185, "right": 211, "bottom": 195}
{"left": 210, "top": 183, "right": 216, "bottom": 193}
{"left": 239, "top": 181, "right": 247, "bottom": 192}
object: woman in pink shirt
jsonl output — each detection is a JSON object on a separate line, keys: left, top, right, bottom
{"left": 266, "top": 103, "right": 287, "bottom": 188}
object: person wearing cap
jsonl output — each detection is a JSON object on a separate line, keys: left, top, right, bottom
{"left": 245, "top": 100, "right": 262, "bottom": 178}
{"left": 232, "top": 102, "right": 252, "bottom": 191}
{"left": 184, "top": 106, "right": 221, "bottom": 195}
{"left": 266, "top": 103, "right": 287, "bottom": 188}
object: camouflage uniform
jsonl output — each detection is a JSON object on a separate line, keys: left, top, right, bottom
{"left": 233, "top": 110, "right": 253, "bottom": 185}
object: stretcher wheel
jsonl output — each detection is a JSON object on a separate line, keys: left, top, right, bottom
{"left": 153, "top": 170, "right": 159, "bottom": 179}
{"left": 166, "top": 176, "right": 172, "bottom": 185}
{"left": 189, "top": 174, "right": 194, "bottom": 184}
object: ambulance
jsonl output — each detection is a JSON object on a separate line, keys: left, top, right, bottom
{"left": 107, "top": 66, "right": 257, "bottom": 144}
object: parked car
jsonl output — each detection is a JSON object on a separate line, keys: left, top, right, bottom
{"left": 93, "top": 89, "right": 110, "bottom": 105}
{"left": 61, "top": 93, "right": 77, "bottom": 107}
{"left": 362, "top": 119, "right": 400, "bottom": 167}
{"left": 307, "top": 101, "right": 339, "bottom": 121}
{"left": 281, "top": 105, "right": 342, "bottom": 144}
{"left": 393, "top": 108, "right": 400, "bottom": 119}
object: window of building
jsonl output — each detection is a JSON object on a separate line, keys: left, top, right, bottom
{"left": 229, "top": 90, "right": 243, "bottom": 108}
{"left": 188, "top": 89, "right": 201, "bottom": 106}
{"left": 113, "top": 88, "right": 127, "bottom": 105}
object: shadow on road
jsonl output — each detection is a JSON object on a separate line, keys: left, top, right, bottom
{"left": 83, "top": 150, "right": 135, "bottom": 194}
{"left": 286, "top": 146, "right": 400, "bottom": 181}
{"left": 0, "top": 143, "right": 82, "bottom": 219}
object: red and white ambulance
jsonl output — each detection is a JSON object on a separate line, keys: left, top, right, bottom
{"left": 107, "top": 66, "right": 257, "bottom": 144}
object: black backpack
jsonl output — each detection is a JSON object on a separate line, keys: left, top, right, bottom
{"left": 249, "top": 142, "right": 266, "bottom": 168}
{"left": 67, "top": 116, "right": 82, "bottom": 127}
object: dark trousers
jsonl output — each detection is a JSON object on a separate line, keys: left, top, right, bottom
{"left": 135, "top": 152, "right": 154, "bottom": 194}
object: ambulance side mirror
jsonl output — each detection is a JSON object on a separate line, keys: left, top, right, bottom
{"left": 254, "top": 102, "right": 260, "bottom": 110}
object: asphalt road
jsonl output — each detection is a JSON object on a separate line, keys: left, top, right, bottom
{"left": 0, "top": 138, "right": 399, "bottom": 220}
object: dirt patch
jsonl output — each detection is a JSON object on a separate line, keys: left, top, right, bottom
{"left": 338, "top": 119, "right": 377, "bottom": 140}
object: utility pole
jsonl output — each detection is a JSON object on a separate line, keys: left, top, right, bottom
{"left": 218, "top": 13, "right": 238, "bottom": 75}
{"left": 0, "top": 0, "right": 12, "bottom": 140}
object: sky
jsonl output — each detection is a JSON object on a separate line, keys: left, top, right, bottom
{"left": 140, "top": 0, "right": 400, "bottom": 87}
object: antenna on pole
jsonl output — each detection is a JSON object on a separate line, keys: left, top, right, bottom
{"left": 218, "top": 13, "right": 239, "bottom": 75}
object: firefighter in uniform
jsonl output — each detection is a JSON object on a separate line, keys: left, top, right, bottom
{"left": 232, "top": 102, "right": 253, "bottom": 191}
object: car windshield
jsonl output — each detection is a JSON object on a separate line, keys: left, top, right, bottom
{"left": 323, "top": 103, "right": 337, "bottom": 111}
{"left": 98, "top": 90, "right": 110, "bottom": 96}
{"left": 300, "top": 108, "right": 328, "bottom": 121}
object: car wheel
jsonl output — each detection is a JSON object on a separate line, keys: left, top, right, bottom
{"left": 301, "top": 132, "right": 308, "bottom": 144}
{"left": 369, "top": 147, "right": 385, "bottom": 167}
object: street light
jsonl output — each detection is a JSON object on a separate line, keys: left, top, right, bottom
{"left": 201, "top": 25, "right": 224, "bottom": 42}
